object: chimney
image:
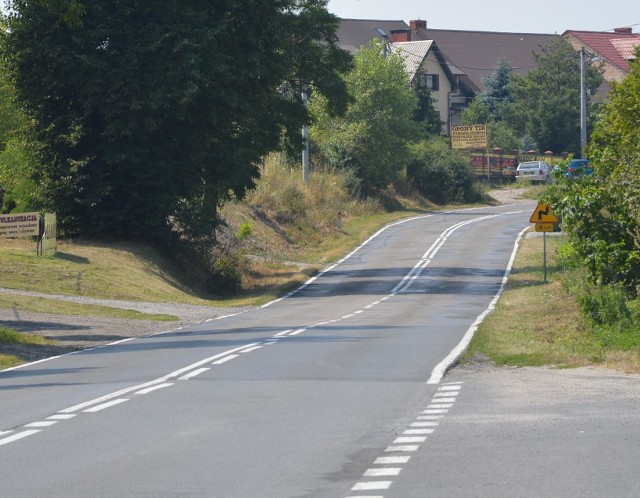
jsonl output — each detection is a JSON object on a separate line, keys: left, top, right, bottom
{"left": 410, "top": 19, "right": 427, "bottom": 31}
{"left": 614, "top": 27, "right": 633, "bottom": 34}
{"left": 390, "top": 29, "right": 411, "bottom": 42}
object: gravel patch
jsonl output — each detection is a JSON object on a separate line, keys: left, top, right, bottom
{"left": 487, "top": 187, "right": 530, "bottom": 204}
{"left": 0, "top": 288, "right": 246, "bottom": 362}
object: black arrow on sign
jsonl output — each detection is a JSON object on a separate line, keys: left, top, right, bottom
{"left": 538, "top": 205, "right": 550, "bottom": 221}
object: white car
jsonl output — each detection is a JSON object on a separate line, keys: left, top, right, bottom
{"left": 516, "top": 161, "right": 551, "bottom": 184}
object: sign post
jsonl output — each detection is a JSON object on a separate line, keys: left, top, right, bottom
{"left": 529, "top": 203, "right": 559, "bottom": 283}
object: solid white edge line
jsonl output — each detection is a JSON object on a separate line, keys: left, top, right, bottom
{"left": 426, "top": 225, "right": 529, "bottom": 385}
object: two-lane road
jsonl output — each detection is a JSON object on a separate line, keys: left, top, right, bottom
{"left": 1, "top": 203, "right": 533, "bottom": 497}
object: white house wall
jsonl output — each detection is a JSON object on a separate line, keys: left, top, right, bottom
{"left": 417, "top": 56, "right": 451, "bottom": 132}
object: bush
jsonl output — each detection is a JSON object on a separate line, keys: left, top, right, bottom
{"left": 236, "top": 221, "right": 253, "bottom": 241}
{"left": 578, "top": 283, "right": 631, "bottom": 325}
{"left": 407, "top": 137, "right": 484, "bottom": 204}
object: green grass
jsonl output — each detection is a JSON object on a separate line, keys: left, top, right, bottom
{"left": 0, "top": 326, "right": 57, "bottom": 369}
{"left": 463, "top": 232, "right": 640, "bottom": 373}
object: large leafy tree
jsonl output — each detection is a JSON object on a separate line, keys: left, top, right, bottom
{"left": 506, "top": 37, "right": 602, "bottom": 155}
{"left": 310, "top": 40, "right": 418, "bottom": 188}
{"left": 1, "top": 0, "right": 351, "bottom": 247}
{"left": 547, "top": 50, "right": 640, "bottom": 294}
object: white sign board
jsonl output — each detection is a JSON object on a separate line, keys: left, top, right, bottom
{"left": 0, "top": 212, "right": 40, "bottom": 238}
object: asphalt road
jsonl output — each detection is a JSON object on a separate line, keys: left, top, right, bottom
{"left": 7, "top": 201, "right": 621, "bottom": 497}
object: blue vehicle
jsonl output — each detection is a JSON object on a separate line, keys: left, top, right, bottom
{"left": 566, "top": 159, "right": 592, "bottom": 178}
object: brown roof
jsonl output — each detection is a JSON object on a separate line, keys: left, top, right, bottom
{"left": 336, "top": 19, "right": 412, "bottom": 53}
{"left": 564, "top": 30, "right": 640, "bottom": 71}
{"left": 413, "top": 27, "right": 558, "bottom": 92}
{"left": 337, "top": 20, "right": 558, "bottom": 93}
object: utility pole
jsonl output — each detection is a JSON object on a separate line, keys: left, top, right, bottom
{"left": 580, "top": 47, "right": 587, "bottom": 159}
{"left": 302, "top": 84, "right": 310, "bottom": 184}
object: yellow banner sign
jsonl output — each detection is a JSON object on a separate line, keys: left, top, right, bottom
{"left": 0, "top": 212, "right": 40, "bottom": 238}
{"left": 451, "top": 125, "right": 488, "bottom": 149}
{"left": 535, "top": 222, "right": 557, "bottom": 232}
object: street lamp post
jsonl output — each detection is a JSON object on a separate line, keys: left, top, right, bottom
{"left": 580, "top": 47, "right": 587, "bottom": 159}
{"left": 302, "top": 84, "right": 310, "bottom": 184}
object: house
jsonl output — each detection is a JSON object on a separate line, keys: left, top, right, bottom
{"left": 563, "top": 27, "right": 640, "bottom": 92}
{"left": 387, "top": 40, "right": 458, "bottom": 131}
{"left": 336, "top": 19, "right": 475, "bottom": 133}
{"left": 409, "top": 20, "right": 558, "bottom": 93}
{"left": 336, "top": 18, "right": 558, "bottom": 132}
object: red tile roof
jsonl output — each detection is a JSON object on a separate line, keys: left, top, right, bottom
{"left": 564, "top": 30, "right": 640, "bottom": 71}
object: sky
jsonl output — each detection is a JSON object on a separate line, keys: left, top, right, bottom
{"left": 326, "top": 0, "right": 640, "bottom": 34}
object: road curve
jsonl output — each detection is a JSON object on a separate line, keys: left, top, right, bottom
{"left": 0, "top": 203, "right": 533, "bottom": 497}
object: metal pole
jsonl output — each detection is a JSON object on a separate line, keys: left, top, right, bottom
{"left": 580, "top": 47, "right": 587, "bottom": 159}
{"left": 543, "top": 231, "right": 547, "bottom": 284}
{"left": 301, "top": 85, "right": 310, "bottom": 184}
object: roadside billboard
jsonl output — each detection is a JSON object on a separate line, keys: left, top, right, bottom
{"left": 0, "top": 212, "right": 40, "bottom": 238}
{"left": 451, "top": 125, "right": 488, "bottom": 150}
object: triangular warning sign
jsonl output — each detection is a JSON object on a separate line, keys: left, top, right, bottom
{"left": 530, "top": 203, "right": 559, "bottom": 223}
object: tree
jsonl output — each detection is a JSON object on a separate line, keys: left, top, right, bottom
{"left": 575, "top": 48, "right": 640, "bottom": 293}
{"left": 460, "top": 99, "right": 518, "bottom": 152}
{"left": 478, "top": 57, "right": 513, "bottom": 121}
{"left": 546, "top": 49, "right": 640, "bottom": 294}
{"left": 412, "top": 75, "right": 443, "bottom": 136}
{"left": 406, "top": 137, "right": 482, "bottom": 204}
{"left": 460, "top": 99, "right": 491, "bottom": 126}
{"left": 506, "top": 37, "right": 602, "bottom": 155}
{"left": 310, "top": 40, "right": 418, "bottom": 188}
{"left": 1, "top": 1, "right": 351, "bottom": 250}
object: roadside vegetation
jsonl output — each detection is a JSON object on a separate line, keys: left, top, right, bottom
{"left": 0, "top": 327, "right": 56, "bottom": 369}
{"left": 466, "top": 233, "right": 640, "bottom": 373}
{"left": 0, "top": 4, "right": 638, "bottom": 374}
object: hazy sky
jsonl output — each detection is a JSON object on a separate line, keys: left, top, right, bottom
{"left": 326, "top": 0, "right": 640, "bottom": 34}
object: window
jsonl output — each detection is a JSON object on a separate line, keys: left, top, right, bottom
{"left": 421, "top": 74, "right": 439, "bottom": 92}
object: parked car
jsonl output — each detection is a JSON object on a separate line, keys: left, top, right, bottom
{"left": 566, "top": 159, "right": 592, "bottom": 178}
{"left": 553, "top": 159, "right": 593, "bottom": 179}
{"left": 516, "top": 160, "right": 551, "bottom": 184}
